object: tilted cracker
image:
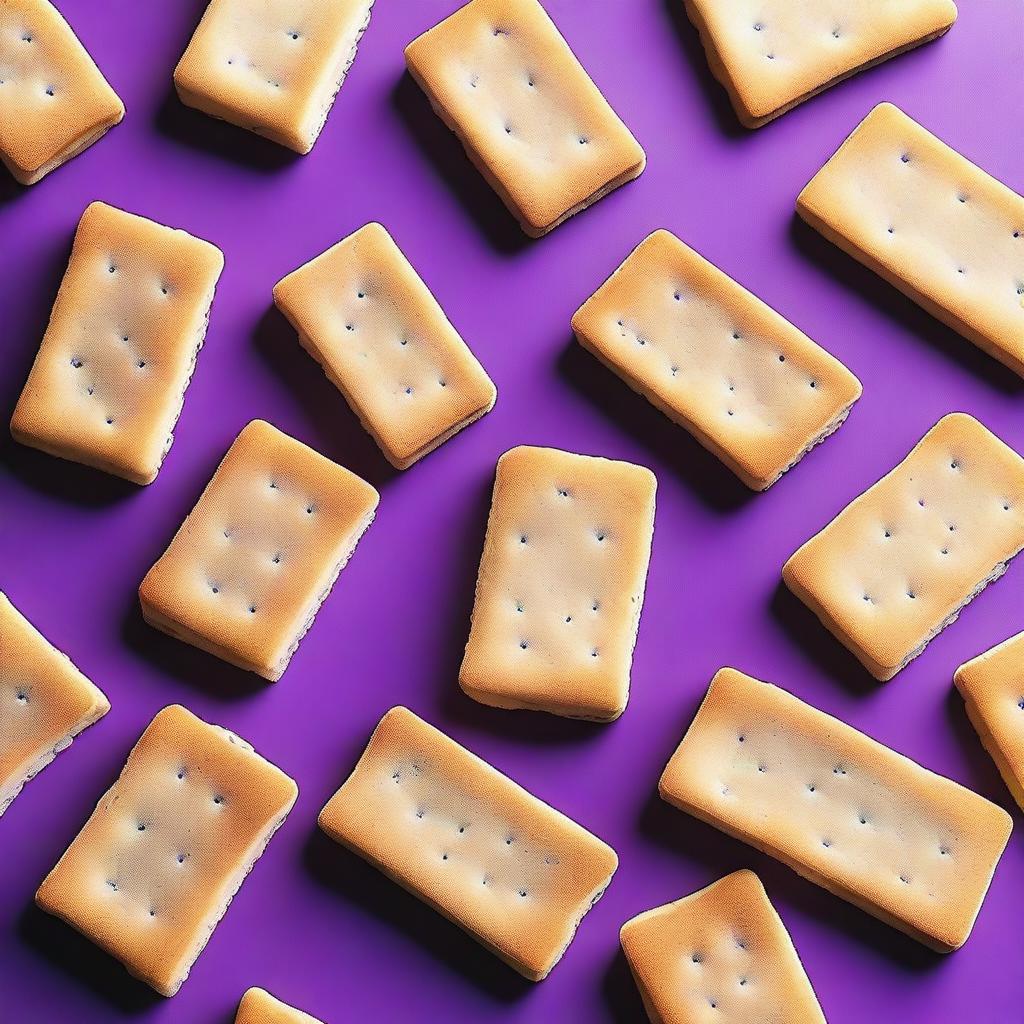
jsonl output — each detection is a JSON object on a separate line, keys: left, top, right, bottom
{"left": 236, "top": 986, "right": 324, "bottom": 1024}
{"left": 10, "top": 202, "right": 224, "bottom": 485}
{"left": 273, "top": 222, "right": 496, "bottom": 470}
{"left": 620, "top": 869, "right": 825, "bottom": 1024}
{"left": 318, "top": 706, "right": 618, "bottom": 981}
{"left": 36, "top": 704, "right": 298, "bottom": 996}
{"left": 0, "top": 0, "right": 124, "bottom": 184}
{"left": 460, "top": 445, "right": 656, "bottom": 721}
{"left": 174, "top": 0, "right": 374, "bottom": 154}
{"left": 798, "top": 103, "right": 1024, "bottom": 377}
{"left": 660, "top": 668, "right": 1012, "bottom": 952}
{"left": 0, "top": 591, "right": 109, "bottom": 816}
{"left": 404, "top": 0, "right": 645, "bottom": 237}
{"left": 783, "top": 413, "right": 1024, "bottom": 680}
{"left": 572, "top": 229, "right": 862, "bottom": 490}
{"left": 955, "top": 632, "right": 1024, "bottom": 811}
{"left": 139, "top": 419, "right": 378, "bottom": 681}
{"left": 683, "top": 1, "right": 956, "bottom": 128}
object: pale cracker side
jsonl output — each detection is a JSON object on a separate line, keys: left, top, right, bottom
{"left": 460, "top": 445, "right": 656, "bottom": 721}
{"left": 783, "top": 413, "right": 1024, "bottom": 680}
{"left": 404, "top": 0, "right": 645, "bottom": 237}
{"left": 318, "top": 706, "right": 618, "bottom": 980}
{"left": 236, "top": 986, "right": 324, "bottom": 1024}
{"left": 35, "top": 704, "right": 298, "bottom": 996}
{"left": 572, "top": 229, "right": 862, "bottom": 490}
{"left": 273, "top": 222, "right": 496, "bottom": 470}
{"left": 659, "top": 668, "right": 1012, "bottom": 952}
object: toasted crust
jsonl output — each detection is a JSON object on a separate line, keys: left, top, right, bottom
{"left": 404, "top": 0, "right": 644, "bottom": 237}
{"left": 620, "top": 870, "right": 826, "bottom": 1024}
{"left": 0, "top": 591, "right": 109, "bottom": 816}
{"left": 273, "top": 223, "right": 496, "bottom": 470}
{"left": 35, "top": 705, "right": 298, "bottom": 996}
{"left": 318, "top": 706, "right": 618, "bottom": 980}
{"left": 782, "top": 413, "right": 1024, "bottom": 680}
{"left": 660, "top": 668, "right": 1012, "bottom": 952}
{"left": 10, "top": 202, "right": 224, "bottom": 484}
{"left": 683, "top": 1, "right": 956, "bottom": 129}
{"left": 173, "top": 0, "right": 374, "bottom": 154}
{"left": 0, "top": 0, "right": 124, "bottom": 184}
{"left": 572, "top": 230, "right": 862, "bottom": 490}
{"left": 460, "top": 445, "right": 656, "bottom": 721}
{"left": 236, "top": 986, "right": 324, "bottom": 1024}
{"left": 139, "top": 419, "right": 378, "bottom": 680}
{"left": 955, "top": 632, "right": 1024, "bottom": 811}
{"left": 797, "top": 103, "right": 1024, "bottom": 377}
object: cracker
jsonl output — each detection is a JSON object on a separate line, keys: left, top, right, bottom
{"left": 236, "top": 987, "right": 323, "bottom": 1024}
{"left": 0, "top": 591, "right": 109, "bottom": 816}
{"left": 273, "top": 222, "right": 496, "bottom": 470}
{"left": 782, "top": 413, "right": 1024, "bottom": 680}
{"left": 318, "top": 706, "right": 618, "bottom": 980}
{"left": 797, "top": 102, "right": 1024, "bottom": 377}
{"left": 139, "top": 419, "right": 378, "bottom": 681}
{"left": 173, "top": 0, "right": 374, "bottom": 154}
{"left": 404, "top": 0, "right": 645, "bottom": 237}
{"left": 683, "top": 2, "right": 956, "bottom": 129}
{"left": 572, "top": 229, "right": 862, "bottom": 490}
{"left": 955, "top": 632, "right": 1024, "bottom": 811}
{"left": 460, "top": 445, "right": 656, "bottom": 721}
{"left": 35, "top": 704, "right": 298, "bottom": 996}
{"left": 0, "top": 0, "right": 124, "bottom": 185}
{"left": 10, "top": 202, "right": 224, "bottom": 485}
{"left": 620, "top": 869, "right": 826, "bottom": 1024}
{"left": 660, "top": 668, "right": 1012, "bottom": 952}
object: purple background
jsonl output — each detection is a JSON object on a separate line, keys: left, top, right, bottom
{"left": 2, "top": 1, "right": 1023, "bottom": 1021}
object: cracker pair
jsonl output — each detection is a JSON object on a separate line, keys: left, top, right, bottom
{"left": 621, "top": 870, "right": 825, "bottom": 1024}
{"left": 174, "top": 0, "right": 374, "bottom": 153}
{"left": 784, "top": 413, "right": 1024, "bottom": 680}
{"left": 573, "top": 229, "right": 862, "bottom": 490}
{"left": 0, "top": 591, "right": 108, "bottom": 816}
{"left": 660, "top": 668, "right": 1012, "bottom": 952}
{"left": 236, "top": 987, "right": 324, "bottom": 1024}
{"left": 799, "top": 103, "right": 1024, "bottom": 378}
{"left": 36, "top": 704, "right": 298, "bottom": 996}
{"left": 684, "top": 0, "right": 956, "bottom": 127}
{"left": 405, "top": 0, "right": 645, "bottom": 236}
{"left": 318, "top": 706, "right": 617, "bottom": 981}
{"left": 140, "top": 419, "right": 378, "bottom": 681}
{"left": 461, "top": 445, "right": 656, "bottom": 721}
{"left": 274, "top": 222, "right": 496, "bottom": 470}
{"left": 11, "top": 201, "right": 224, "bottom": 485}
{"left": 0, "top": 0, "right": 124, "bottom": 184}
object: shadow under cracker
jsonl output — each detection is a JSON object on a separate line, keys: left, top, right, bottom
{"left": 302, "top": 828, "right": 536, "bottom": 1004}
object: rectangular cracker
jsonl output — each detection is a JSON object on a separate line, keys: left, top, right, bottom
{"left": 783, "top": 413, "right": 1024, "bottom": 680}
{"left": 10, "top": 202, "right": 224, "bottom": 485}
{"left": 273, "top": 222, "right": 496, "bottom": 470}
{"left": 139, "top": 419, "right": 378, "bottom": 681}
{"left": 0, "top": 0, "right": 124, "bottom": 184}
{"left": 460, "top": 445, "right": 656, "bottom": 721}
{"left": 620, "top": 869, "right": 826, "bottom": 1024}
{"left": 798, "top": 103, "right": 1024, "bottom": 377}
{"left": 955, "top": 632, "right": 1024, "bottom": 811}
{"left": 404, "top": 0, "right": 645, "bottom": 237}
{"left": 0, "top": 591, "right": 109, "bottom": 816}
{"left": 36, "top": 704, "right": 298, "bottom": 996}
{"left": 318, "top": 706, "right": 618, "bottom": 980}
{"left": 572, "top": 229, "right": 862, "bottom": 490}
{"left": 236, "top": 987, "right": 323, "bottom": 1024}
{"left": 659, "top": 668, "right": 1013, "bottom": 952}
{"left": 684, "top": 1, "right": 956, "bottom": 129}
{"left": 173, "top": 0, "right": 374, "bottom": 154}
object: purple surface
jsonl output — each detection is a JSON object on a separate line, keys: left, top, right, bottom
{"left": 2, "top": 1, "right": 1023, "bottom": 1020}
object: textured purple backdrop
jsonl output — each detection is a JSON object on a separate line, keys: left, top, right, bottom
{"left": 2, "top": 2, "right": 1023, "bottom": 1021}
